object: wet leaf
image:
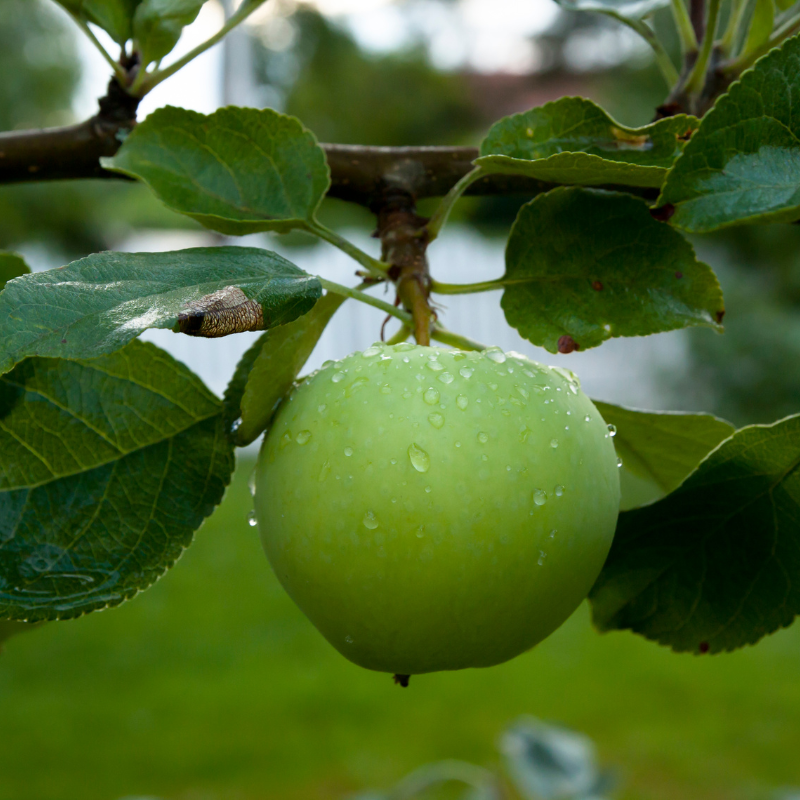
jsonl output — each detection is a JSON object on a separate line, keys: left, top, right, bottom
{"left": 0, "top": 341, "right": 234, "bottom": 622}
{"left": 477, "top": 98, "right": 697, "bottom": 189}
{"left": 659, "top": 35, "right": 800, "bottom": 231}
{"left": 102, "top": 106, "right": 330, "bottom": 234}
{"left": 593, "top": 402, "right": 734, "bottom": 510}
{"left": 235, "top": 292, "right": 346, "bottom": 446}
{"left": 0, "top": 246, "right": 321, "bottom": 376}
{"left": 590, "top": 414, "right": 800, "bottom": 653}
{"left": 0, "top": 252, "right": 30, "bottom": 293}
{"left": 133, "top": 0, "right": 205, "bottom": 66}
{"left": 501, "top": 188, "right": 725, "bottom": 352}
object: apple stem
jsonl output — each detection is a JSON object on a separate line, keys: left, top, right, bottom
{"left": 375, "top": 192, "right": 434, "bottom": 347}
{"left": 393, "top": 674, "right": 410, "bottom": 687}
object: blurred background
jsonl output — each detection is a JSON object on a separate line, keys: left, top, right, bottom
{"left": 1, "top": 0, "right": 800, "bottom": 798}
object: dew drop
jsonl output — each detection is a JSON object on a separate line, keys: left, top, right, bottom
{"left": 478, "top": 431, "right": 489, "bottom": 444}
{"left": 280, "top": 432, "right": 292, "bottom": 449}
{"left": 345, "top": 635, "right": 354, "bottom": 644}
{"left": 519, "top": 426, "right": 531, "bottom": 443}
{"left": 569, "top": 384, "right": 579, "bottom": 395}
{"left": 550, "top": 438, "right": 559, "bottom": 448}
{"left": 423, "top": 387, "right": 440, "bottom": 405}
{"left": 247, "top": 511, "right": 258, "bottom": 527}
{"left": 554, "top": 485, "right": 564, "bottom": 497}
{"left": 331, "top": 371, "right": 345, "bottom": 383}
{"left": 438, "top": 372, "right": 454, "bottom": 384}
{"left": 549, "top": 529, "right": 557, "bottom": 539}
{"left": 318, "top": 404, "right": 327, "bottom": 413}
{"left": 456, "top": 395, "right": 469, "bottom": 410}
{"left": 537, "top": 550, "right": 547, "bottom": 566}
{"left": 426, "top": 361, "right": 445, "bottom": 372}
{"left": 459, "top": 367, "right": 474, "bottom": 379}
{"left": 607, "top": 424, "right": 617, "bottom": 437}
{"left": 248, "top": 472, "right": 256, "bottom": 497}
{"left": 362, "top": 510, "right": 379, "bottom": 529}
{"left": 362, "top": 345, "right": 381, "bottom": 357}
{"left": 533, "top": 489, "right": 547, "bottom": 506}
{"left": 584, "top": 415, "right": 591, "bottom": 422}
{"left": 485, "top": 347, "right": 506, "bottom": 363}
{"left": 390, "top": 458, "right": 398, "bottom": 465}
{"left": 294, "top": 430, "right": 312, "bottom": 446}
{"left": 346, "top": 377, "right": 368, "bottom": 396}
{"left": 455, "top": 441, "right": 461, "bottom": 448}
{"left": 424, "top": 485, "right": 432, "bottom": 493}
{"left": 453, "top": 352, "right": 467, "bottom": 361}
{"left": 488, "top": 382, "right": 498, "bottom": 391}
{"left": 516, "top": 386, "right": 530, "bottom": 400}
{"left": 481, "top": 454, "right": 488, "bottom": 461}
{"left": 394, "top": 342, "right": 415, "bottom": 352}
{"left": 408, "top": 443, "right": 430, "bottom": 473}
{"left": 617, "top": 457, "right": 624, "bottom": 468}
{"left": 344, "top": 446, "right": 354, "bottom": 457}
{"left": 428, "top": 412, "right": 445, "bottom": 429}
{"left": 380, "top": 385, "right": 391, "bottom": 394}
{"left": 416, "top": 526, "right": 425, "bottom": 538}
{"left": 403, "top": 356, "right": 411, "bottom": 363}
{"left": 318, "top": 461, "right": 331, "bottom": 482}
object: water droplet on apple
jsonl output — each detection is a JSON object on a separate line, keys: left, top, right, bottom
{"left": 549, "top": 529, "right": 557, "bottom": 539}
{"left": 426, "top": 361, "right": 445, "bottom": 372}
{"left": 456, "top": 395, "right": 469, "bottom": 410}
{"left": 617, "top": 457, "right": 623, "bottom": 468}
{"left": 438, "top": 372, "right": 454, "bottom": 384}
{"left": 478, "top": 431, "right": 489, "bottom": 443}
{"left": 247, "top": 511, "right": 257, "bottom": 527}
{"left": 550, "top": 438, "right": 558, "bottom": 448}
{"left": 519, "top": 426, "right": 531, "bottom": 442}
{"left": 331, "top": 371, "right": 345, "bottom": 383}
{"left": 584, "top": 415, "right": 591, "bottom": 422}
{"left": 425, "top": 485, "right": 432, "bottom": 493}
{"left": 607, "top": 424, "right": 617, "bottom": 437}
{"left": 533, "top": 489, "right": 547, "bottom": 506}
{"left": 408, "top": 443, "right": 430, "bottom": 473}
{"left": 318, "top": 404, "right": 327, "bottom": 413}
{"left": 362, "top": 510, "right": 379, "bottom": 529}
{"left": 346, "top": 377, "right": 368, "bottom": 396}
{"left": 423, "top": 388, "right": 440, "bottom": 405}
{"left": 516, "top": 386, "right": 530, "bottom": 400}
{"left": 380, "top": 385, "right": 391, "bottom": 394}
{"left": 344, "top": 446, "right": 354, "bottom": 457}
{"left": 485, "top": 348, "right": 506, "bottom": 363}
{"left": 554, "top": 485, "right": 564, "bottom": 497}
{"left": 459, "top": 367, "right": 474, "bottom": 379}
{"left": 428, "top": 412, "right": 444, "bottom": 428}
{"left": 394, "top": 342, "right": 415, "bottom": 351}
{"left": 538, "top": 550, "right": 547, "bottom": 565}
{"left": 318, "top": 461, "right": 331, "bottom": 482}
{"left": 362, "top": 345, "right": 381, "bottom": 357}
{"left": 345, "top": 635, "right": 354, "bottom": 643}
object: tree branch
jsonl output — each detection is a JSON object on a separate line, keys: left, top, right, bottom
{"left": 0, "top": 122, "right": 659, "bottom": 206}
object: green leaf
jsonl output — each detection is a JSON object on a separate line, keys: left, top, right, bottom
{"left": 235, "top": 292, "right": 346, "bottom": 446}
{"left": 0, "top": 340, "right": 234, "bottom": 622}
{"left": 0, "top": 621, "right": 41, "bottom": 651}
{"left": 593, "top": 402, "right": 734, "bottom": 510}
{"left": 742, "top": 0, "right": 774, "bottom": 53}
{"left": 133, "top": 0, "right": 206, "bottom": 66}
{"left": 501, "top": 188, "right": 725, "bottom": 353}
{"left": 659, "top": 35, "right": 800, "bottom": 232}
{"left": 476, "top": 98, "right": 698, "bottom": 189}
{"left": 102, "top": 106, "right": 331, "bottom": 234}
{"left": 555, "top": 0, "right": 669, "bottom": 18}
{"left": 54, "top": 0, "right": 141, "bottom": 44}
{"left": 0, "top": 246, "right": 321, "bottom": 376}
{"left": 222, "top": 333, "right": 269, "bottom": 435}
{"left": 776, "top": 0, "right": 795, "bottom": 11}
{"left": 0, "top": 252, "right": 30, "bottom": 293}
{"left": 590, "top": 414, "right": 800, "bottom": 653}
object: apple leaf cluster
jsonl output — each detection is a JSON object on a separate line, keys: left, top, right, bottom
{"left": 3, "top": 0, "right": 800, "bottom": 665}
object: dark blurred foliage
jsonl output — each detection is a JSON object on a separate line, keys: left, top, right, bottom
{"left": 0, "top": 0, "right": 179, "bottom": 259}
{"left": 255, "top": 9, "right": 481, "bottom": 145}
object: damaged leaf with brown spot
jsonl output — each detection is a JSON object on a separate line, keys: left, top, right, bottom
{"left": 0, "top": 246, "right": 322, "bottom": 375}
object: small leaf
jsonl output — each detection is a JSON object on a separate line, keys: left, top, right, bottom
{"left": 133, "top": 0, "right": 206, "bottom": 66}
{"left": 102, "top": 106, "right": 331, "bottom": 234}
{"left": 742, "top": 0, "right": 774, "bottom": 54}
{"left": 0, "top": 340, "right": 234, "bottom": 622}
{"left": 659, "top": 35, "right": 800, "bottom": 231}
{"left": 593, "top": 402, "right": 734, "bottom": 510}
{"left": 0, "top": 246, "right": 321, "bottom": 376}
{"left": 590, "top": 414, "right": 800, "bottom": 653}
{"left": 555, "top": 0, "right": 669, "bottom": 19}
{"left": 0, "top": 252, "right": 30, "bottom": 292}
{"left": 235, "top": 292, "right": 346, "bottom": 445}
{"left": 54, "top": 0, "right": 140, "bottom": 44}
{"left": 477, "top": 98, "right": 698, "bottom": 189}
{"left": 501, "top": 188, "right": 725, "bottom": 353}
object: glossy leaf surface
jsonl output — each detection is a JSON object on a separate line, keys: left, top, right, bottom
{"left": 133, "top": 0, "right": 205, "bottom": 65}
{"left": 591, "top": 415, "right": 800, "bottom": 653}
{"left": 102, "top": 106, "right": 331, "bottom": 234}
{"left": 659, "top": 36, "right": 800, "bottom": 231}
{"left": 477, "top": 98, "right": 697, "bottom": 189}
{"left": 0, "top": 246, "right": 321, "bottom": 375}
{"left": 593, "top": 401, "right": 734, "bottom": 510}
{"left": 0, "top": 341, "right": 234, "bottom": 622}
{"left": 502, "top": 188, "right": 725, "bottom": 352}
{"left": 54, "top": 0, "right": 140, "bottom": 44}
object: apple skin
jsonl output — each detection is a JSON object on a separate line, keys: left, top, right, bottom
{"left": 254, "top": 344, "right": 619, "bottom": 675}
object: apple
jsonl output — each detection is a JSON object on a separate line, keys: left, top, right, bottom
{"left": 254, "top": 344, "right": 620, "bottom": 677}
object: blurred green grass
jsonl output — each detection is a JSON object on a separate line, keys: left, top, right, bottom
{"left": 1, "top": 458, "right": 799, "bottom": 800}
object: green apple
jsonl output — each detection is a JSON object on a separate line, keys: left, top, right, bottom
{"left": 254, "top": 344, "right": 619, "bottom": 676}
